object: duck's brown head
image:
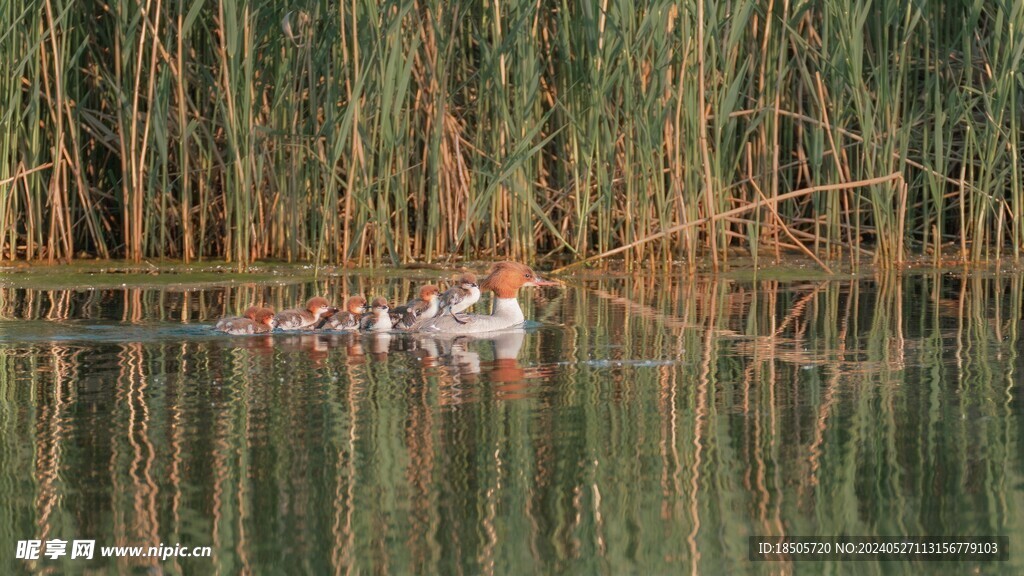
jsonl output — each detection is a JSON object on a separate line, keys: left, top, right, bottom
{"left": 306, "top": 296, "right": 337, "bottom": 317}
{"left": 242, "top": 306, "right": 260, "bottom": 320}
{"left": 456, "top": 273, "right": 478, "bottom": 291}
{"left": 480, "top": 262, "right": 559, "bottom": 298}
{"left": 254, "top": 307, "right": 277, "bottom": 328}
{"left": 370, "top": 297, "right": 390, "bottom": 312}
{"left": 418, "top": 284, "right": 440, "bottom": 301}
{"left": 346, "top": 296, "right": 369, "bottom": 314}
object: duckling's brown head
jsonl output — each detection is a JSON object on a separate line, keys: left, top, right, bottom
{"left": 306, "top": 296, "right": 330, "bottom": 312}
{"left": 456, "top": 273, "right": 478, "bottom": 290}
{"left": 418, "top": 284, "right": 440, "bottom": 301}
{"left": 306, "top": 296, "right": 337, "bottom": 318}
{"left": 346, "top": 296, "right": 369, "bottom": 314}
{"left": 254, "top": 307, "right": 277, "bottom": 328}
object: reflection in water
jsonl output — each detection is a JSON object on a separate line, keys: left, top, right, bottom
{"left": 0, "top": 272, "right": 1022, "bottom": 574}
{"left": 368, "top": 332, "right": 392, "bottom": 361}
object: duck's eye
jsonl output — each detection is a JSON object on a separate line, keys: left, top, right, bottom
{"left": 525, "top": 273, "right": 532, "bottom": 278}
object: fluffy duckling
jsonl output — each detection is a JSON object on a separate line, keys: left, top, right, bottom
{"left": 275, "top": 297, "right": 337, "bottom": 331}
{"left": 392, "top": 284, "right": 441, "bottom": 330}
{"left": 360, "top": 297, "right": 393, "bottom": 331}
{"left": 215, "top": 306, "right": 259, "bottom": 332}
{"left": 215, "top": 306, "right": 277, "bottom": 335}
{"left": 435, "top": 273, "right": 480, "bottom": 324}
{"left": 318, "top": 296, "right": 369, "bottom": 331}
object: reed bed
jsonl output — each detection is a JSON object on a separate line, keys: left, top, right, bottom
{"left": 1, "top": 0, "right": 1022, "bottom": 268}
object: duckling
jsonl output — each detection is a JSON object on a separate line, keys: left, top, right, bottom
{"left": 434, "top": 273, "right": 480, "bottom": 324}
{"left": 318, "top": 296, "right": 369, "bottom": 331}
{"left": 215, "top": 306, "right": 277, "bottom": 335}
{"left": 215, "top": 306, "right": 259, "bottom": 333}
{"left": 392, "top": 284, "right": 441, "bottom": 330}
{"left": 274, "top": 297, "right": 337, "bottom": 331}
{"left": 360, "top": 297, "right": 393, "bottom": 331}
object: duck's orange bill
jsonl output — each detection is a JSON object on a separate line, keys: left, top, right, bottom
{"left": 529, "top": 276, "right": 560, "bottom": 287}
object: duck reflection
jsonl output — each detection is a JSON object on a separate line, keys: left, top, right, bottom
{"left": 217, "top": 334, "right": 276, "bottom": 355}
{"left": 412, "top": 330, "right": 536, "bottom": 400}
{"left": 448, "top": 338, "right": 481, "bottom": 383}
{"left": 408, "top": 335, "right": 441, "bottom": 369}
{"left": 317, "top": 332, "right": 367, "bottom": 365}
{"left": 368, "top": 332, "right": 392, "bottom": 361}
{"left": 481, "top": 331, "right": 534, "bottom": 400}
{"left": 276, "top": 333, "right": 330, "bottom": 364}
{"left": 206, "top": 324, "right": 547, "bottom": 394}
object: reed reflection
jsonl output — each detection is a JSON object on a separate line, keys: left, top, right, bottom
{"left": 0, "top": 271, "right": 1021, "bottom": 574}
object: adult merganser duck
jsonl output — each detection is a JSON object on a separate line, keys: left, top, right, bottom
{"left": 275, "top": 297, "right": 337, "bottom": 331}
{"left": 318, "top": 296, "right": 369, "bottom": 331}
{"left": 420, "top": 262, "right": 558, "bottom": 334}
{"left": 215, "top": 306, "right": 277, "bottom": 335}
{"left": 392, "top": 284, "right": 441, "bottom": 330}
{"left": 360, "top": 297, "right": 393, "bottom": 331}
{"left": 435, "top": 273, "right": 480, "bottom": 324}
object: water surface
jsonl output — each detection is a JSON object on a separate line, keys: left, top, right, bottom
{"left": 0, "top": 268, "right": 1021, "bottom": 574}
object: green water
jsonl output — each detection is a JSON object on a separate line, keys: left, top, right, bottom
{"left": 0, "top": 269, "right": 1021, "bottom": 574}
